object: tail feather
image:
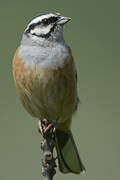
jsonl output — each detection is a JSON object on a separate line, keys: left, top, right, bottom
{"left": 55, "top": 129, "right": 85, "bottom": 174}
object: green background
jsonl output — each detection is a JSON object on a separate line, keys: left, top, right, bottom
{"left": 0, "top": 0, "right": 120, "bottom": 179}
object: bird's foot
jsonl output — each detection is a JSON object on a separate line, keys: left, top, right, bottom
{"left": 38, "top": 119, "right": 56, "bottom": 136}
{"left": 38, "top": 119, "right": 44, "bottom": 136}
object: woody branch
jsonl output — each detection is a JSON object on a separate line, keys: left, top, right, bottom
{"left": 38, "top": 119, "right": 57, "bottom": 180}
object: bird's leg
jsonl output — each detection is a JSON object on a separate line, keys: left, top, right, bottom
{"left": 44, "top": 123, "right": 54, "bottom": 134}
{"left": 38, "top": 119, "right": 57, "bottom": 135}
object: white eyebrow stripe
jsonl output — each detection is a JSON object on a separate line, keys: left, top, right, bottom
{"left": 28, "top": 13, "right": 55, "bottom": 26}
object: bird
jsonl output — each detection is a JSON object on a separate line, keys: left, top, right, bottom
{"left": 12, "top": 12, "right": 85, "bottom": 174}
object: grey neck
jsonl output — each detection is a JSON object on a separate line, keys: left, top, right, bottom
{"left": 21, "top": 31, "right": 66, "bottom": 48}
{"left": 19, "top": 34, "right": 70, "bottom": 69}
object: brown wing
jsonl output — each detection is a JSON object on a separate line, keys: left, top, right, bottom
{"left": 69, "top": 49, "right": 80, "bottom": 113}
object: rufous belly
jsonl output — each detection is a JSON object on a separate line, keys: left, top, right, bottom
{"left": 13, "top": 49, "right": 77, "bottom": 131}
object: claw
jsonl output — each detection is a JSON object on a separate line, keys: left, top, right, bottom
{"left": 38, "top": 120, "right": 44, "bottom": 136}
{"left": 53, "top": 126, "right": 56, "bottom": 133}
{"left": 38, "top": 119, "right": 57, "bottom": 136}
{"left": 44, "top": 123, "right": 54, "bottom": 134}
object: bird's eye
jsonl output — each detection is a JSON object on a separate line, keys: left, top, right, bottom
{"left": 42, "top": 18, "right": 49, "bottom": 25}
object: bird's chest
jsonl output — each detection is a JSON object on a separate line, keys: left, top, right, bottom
{"left": 13, "top": 48, "right": 76, "bottom": 121}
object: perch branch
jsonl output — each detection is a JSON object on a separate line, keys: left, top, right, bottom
{"left": 38, "top": 119, "right": 57, "bottom": 180}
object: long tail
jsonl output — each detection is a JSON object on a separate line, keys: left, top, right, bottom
{"left": 55, "top": 129, "right": 85, "bottom": 174}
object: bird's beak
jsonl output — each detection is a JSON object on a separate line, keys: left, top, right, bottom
{"left": 57, "top": 16, "right": 71, "bottom": 25}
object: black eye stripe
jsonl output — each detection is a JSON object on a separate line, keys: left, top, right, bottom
{"left": 42, "top": 16, "right": 58, "bottom": 25}
{"left": 48, "top": 16, "right": 58, "bottom": 23}
{"left": 42, "top": 18, "right": 49, "bottom": 25}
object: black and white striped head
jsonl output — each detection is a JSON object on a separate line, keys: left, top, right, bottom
{"left": 24, "top": 13, "right": 71, "bottom": 42}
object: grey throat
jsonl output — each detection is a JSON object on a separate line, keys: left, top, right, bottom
{"left": 19, "top": 34, "right": 70, "bottom": 69}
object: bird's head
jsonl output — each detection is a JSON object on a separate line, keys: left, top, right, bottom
{"left": 22, "top": 13, "right": 71, "bottom": 45}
